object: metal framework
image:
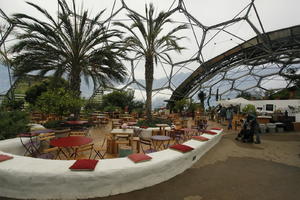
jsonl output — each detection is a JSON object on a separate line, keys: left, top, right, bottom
{"left": 1, "top": 0, "right": 299, "bottom": 104}
{"left": 170, "top": 25, "right": 300, "bottom": 102}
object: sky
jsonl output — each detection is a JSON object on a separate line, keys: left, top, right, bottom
{"left": 1, "top": 0, "right": 300, "bottom": 107}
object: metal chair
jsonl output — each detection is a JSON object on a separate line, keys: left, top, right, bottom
{"left": 140, "top": 137, "right": 156, "bottom": 154}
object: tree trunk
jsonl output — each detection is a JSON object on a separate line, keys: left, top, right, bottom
{"left": 145, "top": 56, "right": 154, "bottom": 119}
{"left": 69, "top": 68, "right": 81, "bottom": 119}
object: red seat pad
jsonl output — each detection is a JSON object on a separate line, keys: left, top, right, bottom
{"left": 128, "top": 153, "right": 152, "bottom": 163}
{"left": 169, "top": 144, "right": 194, "bottom": 153}
{"left": 191, "top": 136, "right": 209, "bottom": 141}
{"left": 202, "top": 130, "right": 218, "bottom": 135}
{"left": 0, "top": 154, "right": 13, "bottom": 162}
{"left": 69, "top": 159, "right": 99, "bottom": 171}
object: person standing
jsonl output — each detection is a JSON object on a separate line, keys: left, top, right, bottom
{"left": 226, "top": 107, "right": 234, "bottom": 130}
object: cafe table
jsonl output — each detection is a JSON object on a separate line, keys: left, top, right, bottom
{"left": 155, "top": 124, "right": 170, "bottom": 135}
{"left": 150, "top": 135, "right": 171, "bottom": 151}
{"left": 50, "top": 136, "right": 93, "bottom": 159}
{"left": 108, "top": 129, "right": 134, "bottom": 154}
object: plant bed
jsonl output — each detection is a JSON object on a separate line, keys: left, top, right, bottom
{"left": 136, "top": 118, "right": 172, "bottom": 128}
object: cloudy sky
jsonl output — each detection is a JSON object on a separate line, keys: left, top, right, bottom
{"left": 1, "top": 0, "right": 300, "bottom": 106}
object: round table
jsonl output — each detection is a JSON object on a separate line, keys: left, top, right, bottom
{"left": 150, "top": 135, "right": 171, "bottom": 150}
{"left": 50, "top": 136, "right": 93, "bottom": 159}
{"left": 155, "top": 124, "right": 169, "bottom": 135}
{"left": 50, "top": 136, "right": 92, "bottom": 147}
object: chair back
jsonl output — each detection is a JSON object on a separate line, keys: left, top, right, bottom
{"left": 140, "top": 137, "right": 156, "bottom": 154}
{"left": 38, "top": 132, "right": 55, "bottom": 142}
{"left": 74, "top": 143, "right": 94, "bottom": 159}
{"left": 68, "top": 129, "right": 88, "bottom": 136}
{"left": 133, "top": 128, "right": 143, "bottom": 137}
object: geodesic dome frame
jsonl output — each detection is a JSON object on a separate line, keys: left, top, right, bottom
{"left": 1, "top": 0, "right": 300, "bottom": 105}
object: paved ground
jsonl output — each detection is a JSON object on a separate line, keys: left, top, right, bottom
{"left": 3, "top": 123, "right": 300, "bottom": 200}
{"left": 89, "top": 125, "right": 300, "bottom": 200}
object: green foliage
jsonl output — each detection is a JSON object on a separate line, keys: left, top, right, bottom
{"left": 35, "top": 88, "right": 83, "bottom": 118}
{"left": 187, "top": 102, "right": 200, "bottom": 113}
{"left": 12, "top": 0, "right": 127, "bottom": 97}
{"left": 43, "top": 120, "right": 66, "bottom": 129}
{"left": 102, "top": 90, "right": 144, "bottom": 113}
{"left": 83, "top": 101, "right": 102, "bottom": 114}
{"left": 197, "top": 91, "right": 206, "bottom": 107}
{"left": 136, "top": 118, "right": 172, "bottom": 128}
{"left": 103, "top": 105, "right": 120, "bottom": 112}
{"left": 0, "top": 111, "right": 29, "bottom": 140}
{"left": 270, "top": 89, "right": 290, "bottom": 100}
{"left": 114, "top": 3, "right": 187, "bottom": 118}
{"left": 242, "top": 104, "right": 256, "bottom": 114}
{"left": 1, "top": 99, "right": 24, "bottom": 111}
{"left": 174, "top": 98, "right": 189, "bottom": 113}
{"left": 25, "top": 77, "right": 69, "bottom": 105}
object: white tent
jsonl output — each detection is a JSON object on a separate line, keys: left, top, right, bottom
{"left": 217, "top": 97, "right": 254, "bottom": 109}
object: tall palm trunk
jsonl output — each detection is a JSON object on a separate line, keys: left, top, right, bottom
{"left": 70, "top": 67, "right": 81, "bottom": 118}
{"left": 145, "top": 56, "right": 154, "bottom": 119}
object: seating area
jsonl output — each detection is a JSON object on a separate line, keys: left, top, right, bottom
{"left": 17, "top": 113, "right": 214, "bottom": 160}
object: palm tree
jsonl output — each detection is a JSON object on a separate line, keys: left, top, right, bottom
{"left": 198, "top": 91, "right": 206, "bottom": 109}
{"left": 11, "top": 0, "right": 127, "bottom": 99}
{"left": 114, "top": 3, "right": 187, "bottom": 119}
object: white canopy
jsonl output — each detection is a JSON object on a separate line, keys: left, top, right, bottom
{"left": 217, "top": 97, "right": 254, "bottom": 108}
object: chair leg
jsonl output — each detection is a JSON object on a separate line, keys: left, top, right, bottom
{"left": 93, "top": 149, "right": 104, "bottom": 159}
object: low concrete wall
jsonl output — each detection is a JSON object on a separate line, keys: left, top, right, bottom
{"left": 0, "top": 137, "right": 30, "bottom": 155}
{"left": 0, "top": 130, "right": 222, "bottom": 200}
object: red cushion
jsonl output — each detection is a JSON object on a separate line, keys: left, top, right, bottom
{"left": 128, "top": 153, "right": 152, "bottom": 163}
{"left": 140, "top": 126, "right": 148, "bottom": 129}
{"left": 69, "top": 159, "right": 99, "bottom": 171}
{"left": 0, "top": 154, "right": 13, "bottom": 162}
{"left": 203, "top": 130, "right": 218, "bottom": 135}
{"left": 192, "top": 136, "right": 209, "bottom": 141}
{"left": 210, "top": 127, "right": 222, "bottom": 130}
{"left": 169, "top": 144, "right": 194, "bottom": 153}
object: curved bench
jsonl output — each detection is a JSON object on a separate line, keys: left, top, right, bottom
{"left": 0, "top": 130, "right": 223, "bottom": 200}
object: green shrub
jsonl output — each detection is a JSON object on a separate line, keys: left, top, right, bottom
{"left": 43, "top": 120, "right": 66, "bottom": 129}
{"left": 242, "top": 104, "right": 256, "bottom": 114}
{"left": 0, "top": 111, "right": 29, "bottom": 140}
{"left": 35, "top": 88, "right": 83, "bottom": 118}
{"left": 136, "top": 118, "right": 172, "bottom": 128}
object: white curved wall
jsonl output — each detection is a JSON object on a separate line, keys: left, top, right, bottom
{"left": 0, "top": 137, "right": 29, "bottom": 155}
{"left": 0, "top": 130, "right": 222, "bottom": 200}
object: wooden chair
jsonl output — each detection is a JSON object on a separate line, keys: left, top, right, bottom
{"left": 73, "top": 143, "right": 94, "bottom": 160}
{"left": 168, "top": 129, "right": 185, "bottom": 144}
{"left": 68, "top": 129, "right": 88, "bottom": 137}
{"left": 38, "top": 132, "right": 60, "bottom": 159}
{"left": 93, "top": 134, "right": 110, "bottom": 159}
